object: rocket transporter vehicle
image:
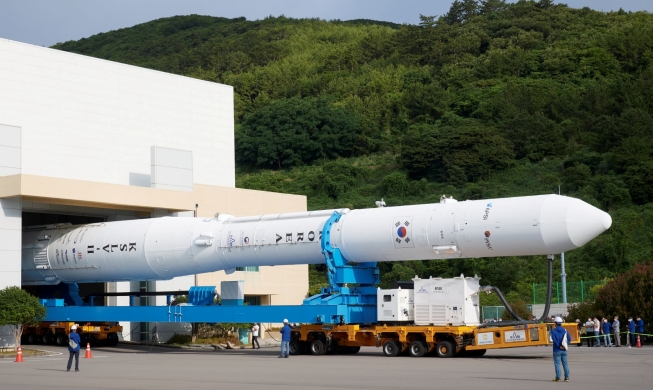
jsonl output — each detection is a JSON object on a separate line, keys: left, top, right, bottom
{"left": 21, "top": 194, "right": 612, "bottom": 286}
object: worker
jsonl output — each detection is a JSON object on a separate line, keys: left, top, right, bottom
{"left": 152, "top": 324, "right": 159, "bottom": 344}
{"left": 627, "top": 317, "right": 636, "bottom": 347}
{"left": 279, "top": 319, "right": 291, "bottom": 358}
{"left": 593, "top": 316, "right": 601, "bottom": 347}
{"left": 612, "top": 316, "right": 621, "bottom": 347}
{"left": 551, "top": 316, "right": 571, "bottom": 382}
{"left": 584, "top": 318, "right": 594, "bottom": 347}
{"left": 251, "top": 323, "right": 260, "bottom": 349}
{"left": 66, "top": 325, "right": 81, "bottom": 372}
{"left": 602, "top": 318, "right": 612, "bottom": 347}
{"left": 636, "top": 316, "right": 645, "bottom": 344}
{"left": 576, "top": 319, "right": 583, "bottom": 347}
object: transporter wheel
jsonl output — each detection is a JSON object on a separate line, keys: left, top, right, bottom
{"left": 42, "top": 333, "right": 54, "bottom": 344}
{"left": 346, "top": 346, "right": 360, "bottom": 354}
{"left": 466, "top": 349, "right": 487, "bottom": 357}
{"left": 436, "top": 340, "right": 454, "bottom": 358}
{"left": 55, "top": 333, "right": 68, "bottom": 346}
{"left": 106, "top": 333, "right": 119, "bottom": 347}
{"left": 382, "top": 340, "right": 401, "bottom": 357}
{"left": 28, "top": 334, "right": 40, "bottom": 344}
{"left": 81, "top": 333, "right": 96, "bottom": 347}
{"left": 409, "top": 341, "right": 427, "bottom": 357}
{"left": 310, "top": 340, "right": 327, "bottom": 355}
{"left": 289, "top": 340, "right": 301, "bottom": 355}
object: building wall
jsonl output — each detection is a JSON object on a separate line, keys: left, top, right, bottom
{"left": 0, "top": 38, "right": 309, "bottom": 345}
{"left": 0, "top": 38, "right": 235, "bottom": 188}
{"left": 0, "top": 124, "right": 22, "bottom": 288}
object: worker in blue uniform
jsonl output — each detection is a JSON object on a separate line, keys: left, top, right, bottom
{"left": 279, "top": 319, "right": 291, "bottom": 358}
{"left": 627, "top": 317, "right": 636, "bottom": 347}
{"left": 67, "top": 324, "right": 81, "bottom": 372}
{"left": 601, "top": 318, "right": 612, "bottom": 347}
{"left": 551, "top": 317, "right": 571, "bottom": 382}
{"left": 636, "top": 316, "right": 645, "bottom": 345}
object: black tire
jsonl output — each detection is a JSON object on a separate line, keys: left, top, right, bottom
{"left": 289, "top": 340, "right": 301, "bottom": 355}
{"left": 466, "top": 349, "right": 487, "bottom": 357}
{"left": 346, "top": 346, "right": 361, "bottom": 354}
{"left": 310, "top": 340, "right": 327, "bottom": 355}
{"left": 81, "top": 333, "right": 96, "bottom": 347}
{"left": 28, "top": 334, "right": 40, "bottom": 344}
{"left": 409, "top": 341, "right": 427, "bottom": 357}
{"left": 55, "top": 333, "right": 68, "bottom": 346}
{"left": 42, "top": 333, "right": 53, "bottom": 344}
{"left": 382, "top": 340, "right": 400, "bottom": 357}
{"left": 436, "top": 340, "right": 454, "bottom": 358}
{"left": 106, "top": 333, "right": 119, "bottom": 347}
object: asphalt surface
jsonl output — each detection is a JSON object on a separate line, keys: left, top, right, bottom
{"left": 0, "top": 344, "right": 651, "bottom": 390}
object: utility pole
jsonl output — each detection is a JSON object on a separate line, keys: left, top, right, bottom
{"left": 559, "top": 186, "right": 567, "bottom": 303}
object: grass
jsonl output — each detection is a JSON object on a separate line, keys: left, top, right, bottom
{"left": 0, "top": 348, "right": 51, "bottom": 358}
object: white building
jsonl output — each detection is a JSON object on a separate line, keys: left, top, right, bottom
{"left": 0, "top": 38, "right": 308, "bottom": 345}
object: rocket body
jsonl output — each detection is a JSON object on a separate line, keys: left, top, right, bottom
{"left": 21, "top": 194, "right": 612, "bottom": 285}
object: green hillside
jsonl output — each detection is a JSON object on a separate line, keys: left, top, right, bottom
{"left": 53, "top": 0, "right": 653, "bottom": 301}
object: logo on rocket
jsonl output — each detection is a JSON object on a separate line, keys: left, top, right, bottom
{"left": 483, "top": 203, "right": 493, "bottom": 220}
{"left": 393, "top": 216, "right": 415, "bottom": 249}
{"left": 484, "top": 230, "right": 493, "bottom": 251}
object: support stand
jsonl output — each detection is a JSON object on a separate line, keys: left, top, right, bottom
{"left": 302, "top": 211, "right": 380, "bottom": 324}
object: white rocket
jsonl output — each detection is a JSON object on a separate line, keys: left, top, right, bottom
{"left": 21, "top": 194, "right": 612, "bottom": 285}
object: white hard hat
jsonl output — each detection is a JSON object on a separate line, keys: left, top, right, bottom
{"left": 554, "top": 317, "right": 563, "bottom": 324}
{"left": 70, "top": 325, "right": 77, "bottom": 330}
{"left": 283, "top": 319, "right": 288, "bottom": 323}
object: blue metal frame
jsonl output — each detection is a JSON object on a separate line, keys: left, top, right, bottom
{"left": 300, "top": 211, "right": 379, "bottom": 323}
{"left": 42, "top": 211, "right": 383, "bottom": 325}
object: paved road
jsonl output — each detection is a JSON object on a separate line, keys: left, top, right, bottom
{"left": 1, "top": 344, "right": 651, "bottom": 390}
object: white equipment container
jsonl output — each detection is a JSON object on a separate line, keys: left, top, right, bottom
{"left": 377, "top": 288, "right": 414, "bottom": 323}
{"left": 413, "top": 275, "right": 481, "bottom": 326}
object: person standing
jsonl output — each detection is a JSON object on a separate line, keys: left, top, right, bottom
{"left": 602, "top": 318, "right": 612, "bottom": 347}
{"left": 576, "top": 319, "right": 584, "bottom": 347}
{"left": 584, "top": 317, "right": 595, "bottom": 347}
{"left": 279, "top": 319, "right": 291, "bottom": 358}
{"left": 251, "top": 323, "right": 260, "bottom": 349}
{"left": 636, "top": 316, "right": 645, "bottom": 345}
{"left": 612, "top": 316, "right": 621, "bottom": 347}
{"left": 151, "top": 324, "right": 160, "bottom": 345}
{"left": 593, "top": 316, "right": 601, "bottom": 347}
{"left": 551, "top": 316, "right": 571, "bottom": 382}
{"left": 66, "top": 325, "right": 81, "bottom": 372}
{"left": 627, "top": 317, "right": 636, "bottom": 347}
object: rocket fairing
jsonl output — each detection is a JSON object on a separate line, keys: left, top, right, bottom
{"left": 21, "top": 194, "right": 612, "bottom": 285}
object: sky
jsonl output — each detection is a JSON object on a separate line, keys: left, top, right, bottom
{"left": 1, "top": 0, "right": 652, "bottom": 47}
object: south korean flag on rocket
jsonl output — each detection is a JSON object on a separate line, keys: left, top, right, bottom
{"left": 393, "top": 216, "right": 414, "bottom": 249}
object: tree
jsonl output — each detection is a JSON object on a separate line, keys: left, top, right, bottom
{"left": 594, "top": 263, "right": 653, "bottom": 335}
{"left": 236, "top": 96, "right": 362, "bottom": 169}
{"left": 400, "top": 123, "right": 515, "bottom": 184}
{"left": 0, "top": 287, "right": 46, "bottom": 351}
{"left": 501, "top": 299, "right": 531, "bottom": 321}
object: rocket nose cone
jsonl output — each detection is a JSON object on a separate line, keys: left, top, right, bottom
{"left": 541, "top": 195, "right": 612, "bottom": 253}
{"left": 566, "top": 198, "right": 612, "bottom": 248}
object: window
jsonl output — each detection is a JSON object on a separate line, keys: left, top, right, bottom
{"left": 383, "top": 295, "right": 392, "bottom": 302}
{"left": 236, "top": 266, "right": 259, "bottom": 272}
{"left": 244, "top": 296, "right": 260, "bottom": 306}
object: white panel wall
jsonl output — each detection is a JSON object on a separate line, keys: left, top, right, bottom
{"left": 0, "top": 197, "right": 21, "bottom": 289}
{"left": 0, "top": 124, "right": 21, "bottom": 177}
{"left": 0, "top": 38, "right": 235, "bottom": 187}
{"left": 151, "top": 146, "right": 193, "bottom": 191}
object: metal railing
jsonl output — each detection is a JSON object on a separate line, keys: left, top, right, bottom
{"left": 531, "top": 280, "right": 606, "bottom": 305}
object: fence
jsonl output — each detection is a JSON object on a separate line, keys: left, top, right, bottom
{"left": 482, "top": 305, "right": 533, "bottom": 322}
{"left": 531, "top": 280, "right": 606, "bottom": 305}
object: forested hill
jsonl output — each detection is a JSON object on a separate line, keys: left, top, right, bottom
{"left": 53, "top": 0, "right": 653, "bottom": 301}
